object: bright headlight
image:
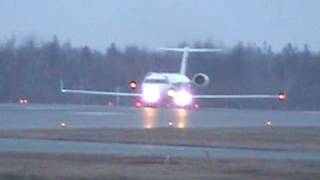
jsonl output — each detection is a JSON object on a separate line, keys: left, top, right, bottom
{"left": 174, "top": 90, "right": 192, "bottom": 106}
{"left": 167, "top": 89, "right": 176, "bottom": 97}
{"left": 142, "top": 85, "right": 160, "bottom": 103}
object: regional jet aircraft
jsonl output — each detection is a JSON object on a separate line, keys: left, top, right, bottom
{"left": 60, "top": 46, "right": 286, "bottom": 108}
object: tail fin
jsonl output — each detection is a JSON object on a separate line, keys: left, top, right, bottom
{"left": 158, "top": 46, "right": 221, "bottom": 75}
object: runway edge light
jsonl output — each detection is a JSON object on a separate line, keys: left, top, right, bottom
{"left": 60, "top": 122, "right": 67, "bottom": 128}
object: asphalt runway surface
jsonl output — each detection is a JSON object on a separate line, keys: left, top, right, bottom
{"left": 1, "top": 138, "right": 320, "bottom": 160}
{"left": 1, "top": 103, "right": 320, "bottom": 130}
{"left": 1, "top": 103, "right": 320, "bottom": 160}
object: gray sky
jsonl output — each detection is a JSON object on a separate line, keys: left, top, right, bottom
{"left": 1, "top": 0, "right": 319, "bottom": 51}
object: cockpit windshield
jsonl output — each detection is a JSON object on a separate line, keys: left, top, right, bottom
{"left": 143, "top": 79, "right": 169, "bottom": 84}
{"left": 173, "top": 82, "right": 191, "bottom": 89}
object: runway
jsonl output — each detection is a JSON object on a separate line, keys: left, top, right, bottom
{"left": 0, "top": 103, "right": 319, "bottom": 130}
{"left": 1, "top": 138, "right": 320, "bottom": 160}
{"left": 1, "top": 103, "right": 320, "bottom": 161}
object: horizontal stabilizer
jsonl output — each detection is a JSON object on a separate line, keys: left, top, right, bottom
{"left": 158, "top": 47, "right": 222, "bottom": 52}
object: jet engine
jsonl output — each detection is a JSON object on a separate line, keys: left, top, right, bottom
{"left": 192, "top": 73, "right": 210, "bottom": 87}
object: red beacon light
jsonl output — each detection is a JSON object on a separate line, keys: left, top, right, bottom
{"left": 129, "top": 81, "right": 138, "bottom": 90}
{"left": 193, "top": 103, "right": 200, "bottom": 109}
{"left": 278, "top": 92, "right": 287, "bottom": 101}
{"left": 135, "top": 101, "right": 142, "bottom": 108}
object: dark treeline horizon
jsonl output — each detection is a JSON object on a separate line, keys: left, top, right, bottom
{"left": 0, "top": 36, "right": 319, "bottom": 110}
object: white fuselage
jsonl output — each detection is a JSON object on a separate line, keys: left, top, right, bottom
{"left": 141, "top": 72, "right": 193, "bottom": 106}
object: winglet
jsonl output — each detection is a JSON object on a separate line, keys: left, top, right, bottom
{"left": 60, "top": 79, "right": 65, "bottom": 92}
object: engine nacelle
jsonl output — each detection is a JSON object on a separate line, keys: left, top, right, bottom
{"left": 192, "top": 73, "right": 210, "bottom": 87}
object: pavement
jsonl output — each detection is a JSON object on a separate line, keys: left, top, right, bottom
{"left": 1, "top": 103, "right": 320, "bottom": 130}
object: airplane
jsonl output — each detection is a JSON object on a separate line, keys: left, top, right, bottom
{"left": 60, "top": 46, "right": 286, "bottom": 108}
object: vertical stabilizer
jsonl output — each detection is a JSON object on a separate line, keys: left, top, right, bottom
{"left": 158, "top": 46, "right": 221, "bottom": 75}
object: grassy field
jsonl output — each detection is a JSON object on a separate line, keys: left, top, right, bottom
{"left": 1, "top": 127, "right": 320, "bottom": 151}
{"left": 0, "top": 152, "right": 319, "bottom": 180}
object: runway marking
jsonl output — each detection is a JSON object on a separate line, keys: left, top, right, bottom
{"left": 297, "top": 111, "right": 320, "bottom": 114}
{"left": 21, "top": 106, "right": 81, "bottom": 111}
{"left": 22, "top": 107, "right": 68, "bottom": 110}
{"left": 71, "top": 112, "right": 124, "bottom": 116}
{"left": 1, "top": 138, "right": 320, "bottom": 160}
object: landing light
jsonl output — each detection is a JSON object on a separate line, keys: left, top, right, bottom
{"left": 167, "top": 89, "right": 176, "bottom": 97}
{"left": 174, "top": 90, "right": 192, "bottom": 107}
{"left": 278, "top": 93, "right": 287, "bottom": 101}
{"left": 142, "top": 85, "right": 160, "bottom": 103}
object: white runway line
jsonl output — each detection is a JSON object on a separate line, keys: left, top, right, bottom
{"left": 296, "top": 111, "right": 320, "bottom": 114}
{"left": 71, "top": 112, "right": 124, "bottom": 116}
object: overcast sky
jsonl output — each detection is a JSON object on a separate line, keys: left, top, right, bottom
{"left": 1, "top": 0, "right": 319, "bottom": 51}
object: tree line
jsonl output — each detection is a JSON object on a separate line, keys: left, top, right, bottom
{"left": 0, "top": 36, "right": 319, "bottom": 110}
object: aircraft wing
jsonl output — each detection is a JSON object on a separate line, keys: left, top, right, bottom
{"left": 61, "top": 89, "right": 141, "bottom": 96}
{"left": 60, "top": 80, "right": 141, "bottom": 97}
{"left": 193, "top": 93, "right": 286, "bottom": 100}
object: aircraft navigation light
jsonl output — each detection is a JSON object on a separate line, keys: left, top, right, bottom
{"left": 135, "top": 101, "right": 142, "bottom": 108}
{"left": 193, "top": 103, "right": 200, "bottom": 109}
{"left": 174, "top": 90, "right": 192, "bottom": 107}
{"left": 129, "top": 81, "right": 138, "bottom": 90}
{"left": 278, "top": 92, "right": 287, "bottom": 101}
